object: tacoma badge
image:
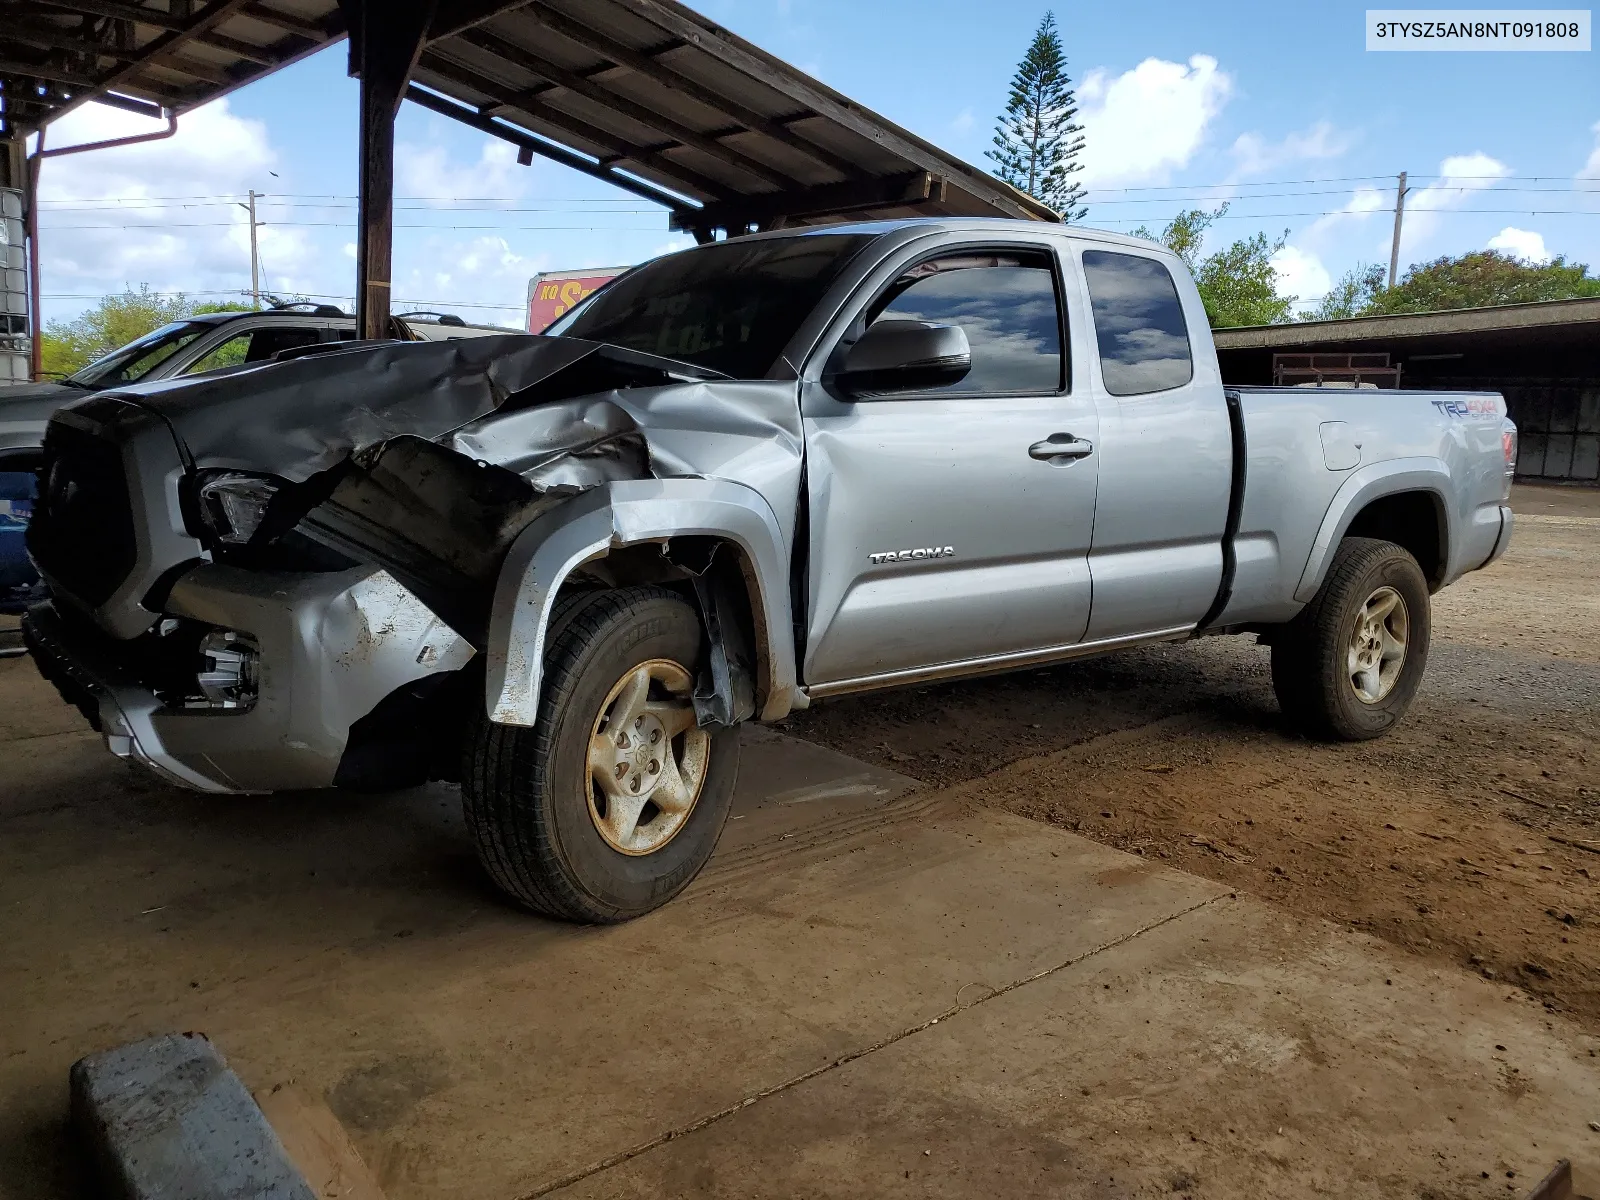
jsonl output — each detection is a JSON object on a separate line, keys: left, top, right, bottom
{"left": 868, "top": 546, "right": 955, "bottom": 565}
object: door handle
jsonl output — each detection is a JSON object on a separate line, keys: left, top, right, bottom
{"left": 1029, "top": 433, "right": 1093, "bottom": 461}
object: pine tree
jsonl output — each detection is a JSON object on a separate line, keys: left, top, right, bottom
{"left": 987, "top": 13, "right": 1087, "bottom": 221}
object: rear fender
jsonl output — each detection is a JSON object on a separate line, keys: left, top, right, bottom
{"left": 485, "top": 477, "right": 798, "bottom": 726}
{"left": 1294, "top": 457, "right": 1452, "bottom": 602}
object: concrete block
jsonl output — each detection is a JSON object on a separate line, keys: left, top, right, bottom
{"left": 70, "top": 1032, "right": 316, "bottom": 1200}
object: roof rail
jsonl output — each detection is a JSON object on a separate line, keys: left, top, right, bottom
{"left": 396, "top": 310, "right": 467, "bottom": 326}
{"left": 271, "top": 301, "right": 348, "bottom": 317}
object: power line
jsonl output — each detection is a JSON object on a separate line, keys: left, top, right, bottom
{"left": 42, "top": 222, "right": 667, "bottom": 230}
{"left": 41, "top": 288, "right": 525, "bottom": 313}
{"left": 1092, "top": 208, "right": 1600, "bottom": 222}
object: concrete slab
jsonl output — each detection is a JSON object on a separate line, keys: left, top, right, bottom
{"left": 4, "top": 656, "right": 1598, "bottom": 1199}
{"left": 559, "top": 875, "right": 1600, "bottom": 1198}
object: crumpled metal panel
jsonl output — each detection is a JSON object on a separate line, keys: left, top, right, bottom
{"left": 446, "top": 378, "right": 806, "bottom": 540}
{"left": 110, "top": 334, "right": 713, "bottom": 483}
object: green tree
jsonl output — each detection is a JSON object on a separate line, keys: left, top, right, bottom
{"left": 1134, "top": 205, "right": 1297, "bottom": 327}
{"left": 988, "top": 12, "right": 1087, "bottom": 220}
{"left": 39, "top": 286, "right": 257, "bottom": 378}
{"left": 1368, "top": 250, "right": 1600, "bottom": 314}
{"left": 1304, "top": 263, "right": 1387, "bottom": 321}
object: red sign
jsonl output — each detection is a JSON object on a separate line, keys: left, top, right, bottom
{"left": 526, "top": 269, "right": 624, "bottom": 333}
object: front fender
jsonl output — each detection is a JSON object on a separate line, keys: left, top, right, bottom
{"left": 484, "top": 477, "right": 798, "bottom": 727}
{"left": 1294, "top": 456, "right": 1452, "bottom": 603}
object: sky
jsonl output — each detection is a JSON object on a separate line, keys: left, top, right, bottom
{"left": 31, "top": 0, "right": 1600, "bottom": 328}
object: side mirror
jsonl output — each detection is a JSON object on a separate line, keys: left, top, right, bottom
{"left": 835, "top": 320, "right": 971, "bottom": 397}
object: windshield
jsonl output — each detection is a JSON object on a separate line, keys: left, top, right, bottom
{"left": 68, "top": 321, "right": 212, "bottom": 388}
{"left": 549, "top": 234, "right": 875, "bottom": 379}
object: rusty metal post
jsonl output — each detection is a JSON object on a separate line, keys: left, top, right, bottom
{"left": 344, "top": 0, "right": 437, "bottom": 340}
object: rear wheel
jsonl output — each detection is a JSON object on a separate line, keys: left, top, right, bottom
{"left": 462, "top": 587, "right": 740, "bottom": 922}
{"left": 1271, "top": 537, "right": 1431, "bottom": 741}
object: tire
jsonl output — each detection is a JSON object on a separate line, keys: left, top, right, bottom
{"left": 462, "top": 586, "right": 740, "bottom": 922}
{"left": 1270, "top": 537, "right": 1431, "bottom": 742}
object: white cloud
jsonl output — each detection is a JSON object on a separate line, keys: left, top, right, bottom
{"left": 1298, "top": 152, "right": 1510, "bottom": 265}
{"left": 1076, "top": 55, "right": 1233, "bottom": 187}
{"left": 951, "top": 108, "right": 975, "bottom": 135}
{"left": 1580, "top": 120, "right": 1600, "bottom": 180}
{"left": 35, "top": 100, "right": 302, "bottom": 310}
{"left": 1395, "top": 151, "right": 1510, "bottom": 257}
{"left": 394, "top": 234, "right": 542, "bottom": 326}
{"left": 1486, "top": 226, "right": 1550, "bottom": 263}
{"left": 1229, "top": 120, "right": 1352, "bottom": 179}
{"left": 396, "top": 137, "right": 526, "bottom": 206}
{"left": 1301, "top": 184, "right": 1389, "bottom": 245}
{"left": 1270, "top": 244, "right": 1331, "bottom": 306}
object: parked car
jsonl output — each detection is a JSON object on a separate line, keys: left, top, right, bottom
{"left": 0, "top": 305, "right": 511, "bottom": 612}
{"left": 22, "top": 219, "right": 1517, "bottom": 922}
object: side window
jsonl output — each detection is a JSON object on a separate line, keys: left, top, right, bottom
{"left": 865, "top": 252, "right": 1063, "bottom": 395}
{"left": 184, "top": 326, "right": 322, "bottom": 375}
{"left": 1081, "top": 250, "right": 1193, "bottom": 397}
{"left": 113, "top": 330, "right": 206, "bottom": 383}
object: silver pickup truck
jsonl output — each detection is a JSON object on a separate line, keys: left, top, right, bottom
{"left": 23, "top": 218, "right": 1517, "bottom": 922}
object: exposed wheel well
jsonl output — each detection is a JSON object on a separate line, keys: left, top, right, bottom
{"left": 1343, "top": 491, "right": 1446, "bottom": 589}
{"left": 553, "top": 536, "right": 769, "bottom": 710}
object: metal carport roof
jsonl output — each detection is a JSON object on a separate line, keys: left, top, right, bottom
{"left": 3, "top": 0, "right": 1057, "bottom": 236}
{"left": 4, "top": 0, "right": 1058, "bottom": 360}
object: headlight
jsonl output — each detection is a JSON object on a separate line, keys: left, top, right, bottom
{"left": 197, "top": 472, "right": 279, "bottom": 544}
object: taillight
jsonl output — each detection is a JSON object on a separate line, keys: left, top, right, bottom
{"left": 1502, "top": 425, "right": 1517, "bottom": 500}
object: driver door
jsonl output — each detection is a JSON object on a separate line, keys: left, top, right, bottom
{"left": 800, "top": 239, "right": 1101, "bottom": 691}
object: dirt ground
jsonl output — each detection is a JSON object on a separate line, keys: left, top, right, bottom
{"left": 782, "top": 484, "right": 1600, "bottom": 1027}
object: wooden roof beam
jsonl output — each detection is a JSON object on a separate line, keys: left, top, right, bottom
{"left": 670, "top": 171, "right": 944, "bottom": 235}
{"left": 405, "top": 83, "right": 693, "bottom": 214}
{"left": 29, "top": 2, "right": 185, "bottom": 34}
{"left": 417, "top": 51, "right": 733, "bottom": 201}
{"left": 622, "top": 0, "right": 1053, "bottom": 222}
{"left": 455, "top": 27, "right": 796, "bottom": 189}
{"left": 518, "top": 2, "right": 858, "bottom": 180}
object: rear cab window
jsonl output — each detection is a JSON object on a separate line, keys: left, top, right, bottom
{"left": 1081, "top": 250, "right": 1193, "bottom": 396}
{"left": 183, "top": 324, "right": 325, "bottom": 375}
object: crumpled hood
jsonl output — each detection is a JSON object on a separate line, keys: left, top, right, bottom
{"left": 97, "top": 333, "right": 722, "bottom": 482}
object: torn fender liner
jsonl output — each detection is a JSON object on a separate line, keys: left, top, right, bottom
{"left": 103, "top": 334, "right": 721, "bottom": 482}
{"left": 291, "top": 436, "right": 577, "bottom": 646}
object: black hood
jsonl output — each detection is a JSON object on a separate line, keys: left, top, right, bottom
{"left": 90, "top": 334, "right": 721, "bottom": 482}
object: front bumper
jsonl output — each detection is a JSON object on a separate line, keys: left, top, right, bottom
{"left": 25, "top": 565, "right": 472, "bottom": 793}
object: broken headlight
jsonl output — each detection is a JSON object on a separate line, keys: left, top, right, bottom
{"left": 197, "top": 472, "right": 279, "bottom": 545}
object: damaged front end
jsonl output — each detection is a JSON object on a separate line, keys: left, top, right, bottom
{"left": 27, "top": 333, "right": 803, "bottom": 792}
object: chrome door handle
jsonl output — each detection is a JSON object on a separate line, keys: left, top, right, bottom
{"left": 1029, "top": 434, "right": 1093, "bottom": 461}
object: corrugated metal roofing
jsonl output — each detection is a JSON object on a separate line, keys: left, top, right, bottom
{"left": 5, "top": 1, "right": 1057, "bottom": 233}
{"left": 2, "top": 1, "right": 346, "bottom": 131}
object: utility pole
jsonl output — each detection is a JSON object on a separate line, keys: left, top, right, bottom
{"left": 237, "top": 190, "right": 263, "bottom": 307}
{"left": 1387, "top": 171, "right": 1409, "bottom": 290}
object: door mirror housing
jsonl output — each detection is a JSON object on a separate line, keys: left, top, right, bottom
{"left": 835, "top": 320, "right": 971, "bottom": 397}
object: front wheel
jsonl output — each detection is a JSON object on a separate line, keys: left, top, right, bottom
{"left": 1271, "top": 537, "right": 1431, "bottom": 741}
{"left": 462, "top": 586, "right": 740, "bottom": 922}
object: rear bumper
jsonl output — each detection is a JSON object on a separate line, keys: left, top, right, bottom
{"left": 1484, "top": 504, "right": 1514, "bottom": 568}
{"left": 25, "top": 566, "right": 472, "bottom": 794}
